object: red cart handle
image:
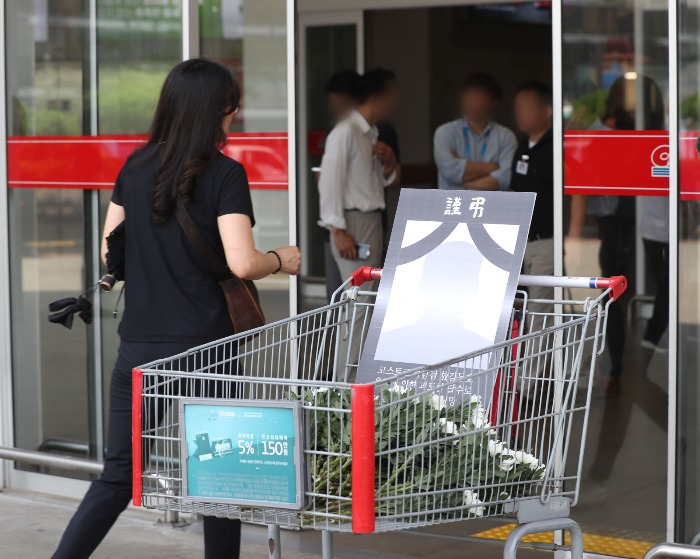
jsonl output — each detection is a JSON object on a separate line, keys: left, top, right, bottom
{"left": 349, "top": 267, "right": 628, "bottom": 301}
{"left": 349, "top": 266, "right": 382, "bottom": 287}
{"left": 595, "top": 275, "right": 628, "bottom": 301}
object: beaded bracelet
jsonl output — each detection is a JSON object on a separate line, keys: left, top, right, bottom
{"left": 267, "top": 250, "right": 282, "bottom": 274}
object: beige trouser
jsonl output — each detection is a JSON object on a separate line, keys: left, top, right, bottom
{"left": 522, "top": 237, "right": 555, "bottom": 307}
{"left": 520, "top": 238, "right": 555, "bottom": 397}
{"left": 330, "top": 210, "right": 383, "bottom": 381}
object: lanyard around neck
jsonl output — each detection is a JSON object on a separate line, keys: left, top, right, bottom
{"left": 463, "top": 126, "right": 492, "bottom": 162}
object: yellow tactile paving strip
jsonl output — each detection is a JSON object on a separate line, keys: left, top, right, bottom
{"left": 471, "top": 523, "right": 657, "bottom": 559}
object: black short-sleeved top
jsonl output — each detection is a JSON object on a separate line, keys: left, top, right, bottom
{"left": 510, "top": 129, "right": 554, "bottom": 239}
{"left": 111, "top": 146, "right": 255, "bottom": 344}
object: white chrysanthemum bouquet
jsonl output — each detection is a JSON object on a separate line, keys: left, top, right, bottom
{"left": 303, "top": 385, "right": 545, "bottom": 520}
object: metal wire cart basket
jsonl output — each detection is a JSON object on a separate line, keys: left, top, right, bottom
{"left": 132, "top": 267, "right": 627, "bottom": 559}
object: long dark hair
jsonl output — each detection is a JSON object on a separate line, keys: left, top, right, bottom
{"left": 604, "top": 75, "right": 665, "bottom": 131}
{"left": 147, "top": 58, "right": 240, "bottom": 224}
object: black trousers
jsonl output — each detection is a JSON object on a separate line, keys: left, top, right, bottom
{"left": 597, "top": 214, "right": 634, "bottom": 378}
{"left": 51, "top": 341, "right": 241, "bottom": 559}
{"left": 643, "top": 239, "right": 670, "bottom": 344}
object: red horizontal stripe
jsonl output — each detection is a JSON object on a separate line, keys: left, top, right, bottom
{"left": 7, "top": 133, "right": 288, "bottom": 191}
{"left": 563, "top": 130, "right": 700, "bottom": 200}
{"left": 564, "top": 130, "right": 669, "bottom": 197}
{"left": 680, "top": 133, "right": 700, "bottom": 202}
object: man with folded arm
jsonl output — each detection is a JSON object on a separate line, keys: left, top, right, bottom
{"left": 434, "top": 72, "right": 517, "bottom": 191}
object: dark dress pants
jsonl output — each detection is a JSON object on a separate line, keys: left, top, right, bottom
{"left": 597, "top": 215, "right": 634, "bottom": 378}
{"left": 643, "top": 239, "right": 670, "bottom": 344}
{"left": 51, "top": 341, "right": 241, "bottom": 559}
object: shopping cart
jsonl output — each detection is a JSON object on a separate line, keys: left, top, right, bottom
{"left": 132, "top": 267, "right": 627, "bottom": 559}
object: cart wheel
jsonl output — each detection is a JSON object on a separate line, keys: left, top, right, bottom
{"left": 322, "top": 530, "right": 334, "bottom": 559}
{"left": 268, "top": 524, "right": 282, "bottom": 559}
{"left": 503, "top": 518, "right": 583, "bottom": 559}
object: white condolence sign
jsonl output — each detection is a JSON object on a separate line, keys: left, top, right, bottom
{"left": 357, "top": 189, "right": 535, "bottom": 407}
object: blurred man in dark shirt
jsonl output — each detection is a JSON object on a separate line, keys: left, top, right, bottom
{"left": 326, "top": 69, "right": 361, "bottom": 122}
{"left": 510, "top": 81, "right": 554, "bottom": 397}
{"left": 325, "top": 69, "right": 401, "bottom": 164}
{"left": 511, "top": 81, "right": 554, "bottom": 284}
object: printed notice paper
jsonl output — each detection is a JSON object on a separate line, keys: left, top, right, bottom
{"left": 356, "top": 190, "right": 535, "bottom": 406}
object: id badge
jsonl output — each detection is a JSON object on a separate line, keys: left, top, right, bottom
{"left": 516, "top": 160, "right": 529, "bottom": 175}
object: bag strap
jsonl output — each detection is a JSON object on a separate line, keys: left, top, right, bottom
{"left": 175, "top": 203, "right": 232, "bottom": 282}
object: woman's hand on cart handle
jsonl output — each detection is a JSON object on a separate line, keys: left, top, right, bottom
{"left": 350, "top": 266, "right": 383, "bottom": 287}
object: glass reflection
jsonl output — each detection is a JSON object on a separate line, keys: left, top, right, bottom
{"left": 6, "top": 1, "right": 92, "bottom": 473}
{"left": 563, "top": 0, "right": 668, "bottom": 549}
{"left": 678, "top": 0, "right": 700, "bottom": 543}
{"left": 96, "top": 0, "right": 183, "bottom": 436}
{"left": 97, "top": 0, "right": 182, "bottom": 134}
{"left": 200, "top": 0, "right": 290, "bottom": 316}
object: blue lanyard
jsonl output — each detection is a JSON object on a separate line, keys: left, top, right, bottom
{"left": 463, "top": 126, "right": 491, "bottom": 162}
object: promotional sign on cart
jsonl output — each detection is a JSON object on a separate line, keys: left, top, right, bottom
{"left": 180, "top": 400, "right": 305, "bottom": 509}
{"left": 357, "top": 189, "right": 535, "bottom": 407}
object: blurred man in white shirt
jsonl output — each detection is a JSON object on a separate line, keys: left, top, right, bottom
{"left": 319, "top": 69, "right": 398, "bottom": 277}
{"left": 321, "top": 69, "right": 402, "bottom": 302}
{"left": 318, "top": 69, "right": 399, "bottom": 369}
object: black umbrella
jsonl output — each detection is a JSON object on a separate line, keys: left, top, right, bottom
{"left": 48, "top": 296, "right": 93, "bottom": 329}
{"left": 48, "top": 221, "right": 125, "bottom": 329}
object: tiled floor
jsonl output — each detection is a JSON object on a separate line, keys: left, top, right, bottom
{"left": 0, "top": 489, "right": 547, "bottom": 559}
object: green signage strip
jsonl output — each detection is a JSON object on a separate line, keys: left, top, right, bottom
{"left": 180, "top": 399, "right": 305, "bottom": 509}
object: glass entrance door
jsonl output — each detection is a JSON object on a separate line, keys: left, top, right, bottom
{"left": 6, "top": 0, "right": 185, "bottom": 476}
{"left": 561, "top": 1, "right": 670, "bottom": 556}
{"left": 676, "top": 0, "right": 700, "bottom": 544}
{"left": 3, "top": 0, "right": 294, "bottom": 491}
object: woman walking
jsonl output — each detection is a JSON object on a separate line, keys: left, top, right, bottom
{"left": 51, "top": 58, "right": 301, "bottom": 559}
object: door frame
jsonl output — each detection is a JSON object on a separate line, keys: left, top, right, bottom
{"left": 552, "top": 0, "right": 677, "bottom": 546}
{"left": 552, "top": 0, "right": 677, "bottom": 547}
{"left": 668, "top": 0, "right": 679, "bottom": 543}
{"left": 297, "top": 10, "right": 364, "bottom": 278}
{"left": 287, "top": 0, "right": 299, "bottom": 315}
{"left": 0, "top": 0, "right": 13, "bottom": 491}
